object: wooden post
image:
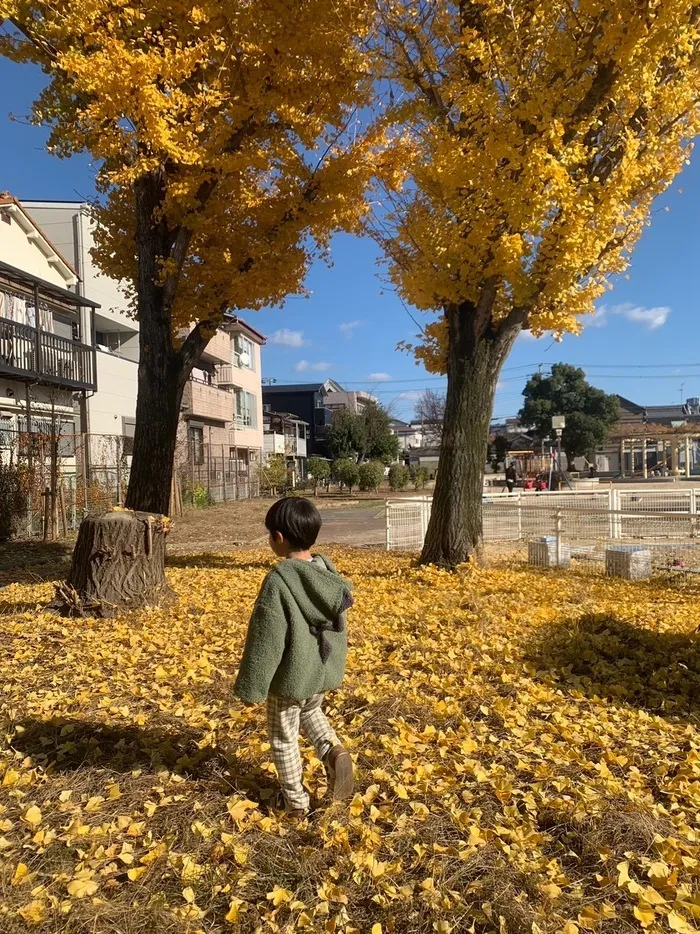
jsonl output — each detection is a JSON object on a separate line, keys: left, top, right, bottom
{"left": 59, "top": 484, "right": 68, "bottom": 537}
{"left": 221, "top": 444, "right": 227, "bottom": 502}
{"left": 115, "top": 435, "right": 123, "bottom": 506}
{"left": 50, "top": 402, "right": 58, "bottom": 541}
{"left": 619, "top": 439, "right": 625, "bottom": 477}
{"left": 42, "top": 487, "right": 51, "bottom": 542}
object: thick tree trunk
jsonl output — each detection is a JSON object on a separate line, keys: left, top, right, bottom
{"left": 420, "top": 305, "right": 521, "bottom": 568}
{"left": 55, "top": 512, "right": 172, "bottom": 616}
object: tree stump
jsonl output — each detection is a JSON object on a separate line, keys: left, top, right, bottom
{"left": 55, "top": 511, "right": 173, "bottom": 617}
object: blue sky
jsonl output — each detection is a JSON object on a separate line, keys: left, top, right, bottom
{"left": 2, "top": 57, "right": 700, "bottom": 422}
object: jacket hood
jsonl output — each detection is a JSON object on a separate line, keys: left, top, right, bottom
{"left": 271, "top": 555, "right": 352, "bottom": 626}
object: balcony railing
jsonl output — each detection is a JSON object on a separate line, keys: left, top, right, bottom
{"left": 0, "top": 317, "right": 96, "bottom": 391}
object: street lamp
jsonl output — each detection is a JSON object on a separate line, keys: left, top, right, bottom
{"left": 551, "top": 415, "right": 566, "bottom": 477}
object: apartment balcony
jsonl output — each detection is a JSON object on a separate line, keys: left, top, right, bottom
{"left": 182, "top": 379, "right": 233, "bottom": 424}
{"left": 0, "top": 317, "right": 96, "bottom": 391}
{"left": 200, "top": 328, "right": 231, "bottom": 365}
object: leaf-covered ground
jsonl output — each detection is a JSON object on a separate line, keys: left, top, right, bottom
{"left": 0, "top": 550, "right": 698, "bottom": 934}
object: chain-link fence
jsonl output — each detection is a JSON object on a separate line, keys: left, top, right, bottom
{"left": 0, "top": 428, "right": 261, "bottom": 539}
{"left": 386, "top": 489, "right": 700, "bottom": 577}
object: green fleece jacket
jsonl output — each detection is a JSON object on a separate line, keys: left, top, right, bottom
{"left": 234, "top": 555, "right": 352, "bottom": 704}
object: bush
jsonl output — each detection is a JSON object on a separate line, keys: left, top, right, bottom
{"left": 190, "top": 483, "right": 212, "bottom": 508}
{"left": 261, "top": 454, "right": 288, "bottom": 496}
{"left": 358, "top": 460, "right": 384, "bottom": 492}
{"left": 412, "top": 466, "right": 429, "bottom": 490}
{"left": 308, "top": 456, "right": 331, "bottom": 494}
{"left": 0, "top": 464, "right": 25, "bottom": 539}
{"left": 388, "top": 464, "right": 410, "bottom": 491}
{"left": 333, "top": 458, "right": 360, "bottom": 493}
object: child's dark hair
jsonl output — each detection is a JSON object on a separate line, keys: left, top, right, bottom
{"left": 265, "top": 497, "right": 322, "bottom": 550}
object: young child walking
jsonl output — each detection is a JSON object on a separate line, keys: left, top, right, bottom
{"left": 234, "top": 497, "right": 353, "bottom": 816}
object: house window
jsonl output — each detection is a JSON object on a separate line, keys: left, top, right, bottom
{"left": 189, "top": 425, "right": 205, "bottom": 465}
{"left": 235, "top": 390, "right": 257, "bottom": 429}
{"left": 233, "top": 334, "right": 255, "bottom": 370}
{"left": 298, "top": 423, "right": 306, "bottom": 440}
{"left": 122, "top": 417, "right": 136, "bottom": 456}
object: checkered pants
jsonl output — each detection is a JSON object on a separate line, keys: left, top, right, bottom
{"left": 267, "top": 693, "right": 339, "bottom": 810}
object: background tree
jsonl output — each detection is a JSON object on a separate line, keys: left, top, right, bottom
{"left": 363, "top": 401, "right": 400, "bottom": 463}
{"left": 327, "top": 409, "right": 367, "bottom": 461}
{"left": 519, "top": 365, "right": 620, "bottom": 469}
{"left": 333, "top": 458, "right": 360, "bottom": 494}
{"left": 327, "top": 403, "right": 399, "bottom": 462}
{"left": 1, "top": 0, "right": 375, "bottom": 607}
{"left": 307, "top": 456, "right": 331, "bottom": 496}
{"left": 373, "top": 1, "right": 700, "bottom": 567}
{"left": 415, "top": 389, "right": 445, "bottom": 446}
{"left": 261, "top": 455, "right": 288, "bottom": 498}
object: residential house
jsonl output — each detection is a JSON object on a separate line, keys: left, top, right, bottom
{"left": 261, "top": 380, "right": 378, "bottom": 458}
{"left": 390, "top": 418, "right": 424, "bottom": 453}
{"left": 181, "top": 315, "right": 266, "bottom": 490}
{"left": 263, "top": 408, "right": 309, "bottom": 482}
{"left": 21, "top": 201, "right": 139, "bottom": 450}
{"left": 0, "top": 194, "right": 99, "bottom": 447}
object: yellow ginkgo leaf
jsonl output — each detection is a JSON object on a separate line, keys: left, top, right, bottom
{"left": 668, "top": 912, "right": 694, "bottom": 934}
{"left": 349, "top": 794, "right": 364, "bottom": 817}
{"left": 17, "top": 900, "right": 47, "bottom": 924}
{"left": 127, "top": 866, "right": 147, "bottom": 882}
{"left": 225, "top": 898, "right": 244, "bottom": 923}
{"left": 67, "top": 876, "right": 99, "bottom": 898}
{"left": 22, "top": 806, "right": 42, "bottom": 828}
{"left": 267, "top": 886, "right": 293, "bottom": 907}
{"left": 633, "top": 902, "right": 656, "bottom": 927}
{"left": 11, "top": 863, "right": 31, "bottom": 886}
{"left": 371, "top": 924, "right": 383, "bottom": 934}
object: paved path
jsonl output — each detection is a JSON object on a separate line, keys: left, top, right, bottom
{"left": 317, "top": 504, "right": 386, "bottom": 547}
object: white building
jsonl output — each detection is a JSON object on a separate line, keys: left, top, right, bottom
{"left": 0, "top": 194, "right": 98, "bottom": 440}
{"left": 390, "top": 418, "right": 424, "bottom": 452}
{"left": 323, "top": 387, "right": 377, "bottom": 414}
{"left": 22, "top": 201, "right": 139, "bottom": 443}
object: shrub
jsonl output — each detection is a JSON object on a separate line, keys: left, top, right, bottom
{"left": 358, "top": 460, "right": 384, "bottom": 492}
{"left": 191, "top": 483, "right": 212, "bottom": 508}
{"left": 308, "top": 456, "right": 331, "bottom": 494}
{"left": 261, "top": 454, "right": 288, "bottom": 496}
{"left": 388, "top": 464, "right": 409, "bottom": 491}
{"left": 333, "top": 458, "right": 360, "bottom": 493}
{"left": 412, "top": 466, "right": 429, "bottom": 490}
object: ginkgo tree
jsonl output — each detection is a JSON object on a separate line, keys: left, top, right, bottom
{"left": 373, "top": 0, "right": 700, "bottom": 567}
{"left": 0, "top": 0, "right": 375, "bottom": 607}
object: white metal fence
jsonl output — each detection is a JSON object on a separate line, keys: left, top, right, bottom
{"left": 386, "top": 489, "right": 700, "bottom": 573}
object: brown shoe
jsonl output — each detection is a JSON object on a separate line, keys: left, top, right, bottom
{"left": 272, "top": 791, "right": 308, "bottom": 819}
{"left": 325, "top": 745, "right": 354, "bottom": 800}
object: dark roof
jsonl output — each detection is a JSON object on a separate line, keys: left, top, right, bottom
{"left": 507, "top": 432, "right": 537, "bottom": 452}
{"left": 264, "top": 409, "right": 309, "bottom": 425}
{"left": 0, "top": 259, "right": 100, "bottom": 309}
{"left": 262, "top": 380, "right": 344, "bottom": 394}
{"left": 222, "top": 313, "right": 266, "bottom": 344}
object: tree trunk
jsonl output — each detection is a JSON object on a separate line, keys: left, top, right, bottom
{"left": 420, "top": 305, "right": 521, "bottom": 568}
{"left": 55, "top": 512, "right": 172, "bottom": 616}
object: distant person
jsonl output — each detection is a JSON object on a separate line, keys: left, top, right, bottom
{"left": 505, "top": 462, "right": 517, "bottom": 494}
{"left": 588, "top": 464, "right": 597, "bottom": 478}
{"left": 234, "top": 497, "right": 354, "bottom": 817}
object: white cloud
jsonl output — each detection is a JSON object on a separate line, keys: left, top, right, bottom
{"left": 339, "top": 320, "right": 363, "bottom": 339}
{"left": 395, "top": 390, "right": 422, "bottom": 401}
{"left": 517, "top": 329, "right": 540, "bottom": 342}
{"left": 368, "top": 372, "right": 391, "bottom": 382}
{"left": 585, "top": 306, "right": 609, "bottom": 328}
{"left": 295, "top": 360, "right": 332, "bottom": 373}
{"left": 268, "top": 328, "right": 306, "bottom": 348}
{"left": 612, "top": 303, "right": 671, "bottom": 331}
